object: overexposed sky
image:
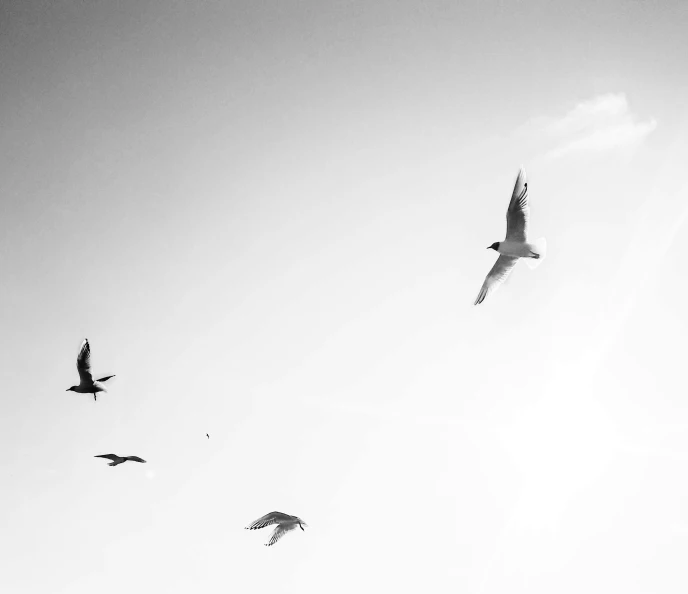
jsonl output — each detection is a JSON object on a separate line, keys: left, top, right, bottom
{"left": 1, "top": 1, "right": 688, "bottom": 593}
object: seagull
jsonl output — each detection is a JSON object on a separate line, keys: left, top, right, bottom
{"left": 66, "top": 338, "right": 115, "bottom": 401}
{"left": 474, "top": 167, "right": 546, "bottom": 305}
{"left": 206, "top": 433, "right": 210, "bottom": 439}
{"left": 94, "top": 454, "right": 146, "bottom": 466}
{"left": 245, "top": 512, "right": 307, "bottom": 546}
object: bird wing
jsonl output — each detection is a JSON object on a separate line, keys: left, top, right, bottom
{"left": 246, "top": 512, "right": 293, "bottom": 530}
{"left": 96, "top": 375, "right": 115, "bottom": 382}
{"left": 124, "top": 456, "right": 146, "bottom": 463}
{"left": 265, "top": 523, "right": 297, "bottom": 546}
{"left": 95, "top": 454, "right": 119, "bottom": 461}
{"left": 505, "top": 167, "right": 529, "bottom": 242}
{"left": 474, "top": 255, "right": 518, "bottom": 305}
{"left": 76, "top": 339, "right": 93, "bottom": 383}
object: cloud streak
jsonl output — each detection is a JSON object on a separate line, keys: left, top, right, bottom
{"left": 519, "top": 93, "right": 657, "bottom": 160}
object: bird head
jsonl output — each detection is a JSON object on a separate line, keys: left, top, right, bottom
{"left": 66, "top": 386, "right": 77, "bottom": 391}
{"left": 487, "top": 242, "right": 500, "bottom": 251}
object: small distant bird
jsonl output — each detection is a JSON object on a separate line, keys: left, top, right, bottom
{"left": 245, "top": 512, "right": 307, "bottom": 546}
{"left": 206, "top": 433, "right": 210, "bottom": 439}
{"left": 66, "top": 339, "right": 115, "bottom": 401}
{"left": 94, "top": 454, "right": 147, "bottom": 466}
{"left": 475, "top": 167, "right": 546, "bottom": 305}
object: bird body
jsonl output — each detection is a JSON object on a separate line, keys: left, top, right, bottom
{"left": 66, "top": 339, "right": 115, "bottom": 401}
{"left": 94, "top": 454, "right": 146, "bottom": 466}
{"left": 245, "top": 511, "right": 307, "bottom": 546}
{"left": 69, "top": 379, "right": 112, "bottom": 395}
{"left": 474, "top": 167, "right": 546, "bottom": 305}
{"left": 494, "top": 239, "right": 542, "bottom": 259}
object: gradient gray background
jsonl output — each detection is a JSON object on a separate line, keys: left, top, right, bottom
{"left": 1, "top": 1, "right": 687, "bottom": 592}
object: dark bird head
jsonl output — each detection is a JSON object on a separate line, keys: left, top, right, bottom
{"left": 487, "top": 242, "right": 500, "bottom": 251}
{"left": 66, "top": 386, "right": 77, "bottom": 391}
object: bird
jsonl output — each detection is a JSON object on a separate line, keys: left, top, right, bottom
{"left": 474, "top": 166, "right": 546, "bottom": 305}
{"left": 66, "top": 338, "right": 115, "bottom": 401}
{"left": 245, "top": 512, "right": 307, "bottom": 546}
{"left": 94, "top": 454, "right": 147, "bottom": 466}
{"left": 206, "top": 433, "right": 210, "bottom": 439}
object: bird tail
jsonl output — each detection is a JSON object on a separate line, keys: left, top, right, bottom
{"left": 525, "top": 237, "right": 546, "bottom": 270}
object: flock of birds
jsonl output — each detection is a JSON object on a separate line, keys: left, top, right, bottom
{"left": 65, "top": 166, "right": 544, "bottom": 547}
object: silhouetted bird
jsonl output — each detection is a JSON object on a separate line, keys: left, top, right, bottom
{"left": 245, "top": 512, "right": 307, "bottom": 546}
{"left": 94, "top": 454, "right": 146, "bottom": 466}
{"left": 206, "top": 433, "right": 209, "bottom": 439}
{"left": 475, "top": 167, "right": 547, "bottom": 305}
{"left": 66, "top": 339, "right": 115, "bottom": 401}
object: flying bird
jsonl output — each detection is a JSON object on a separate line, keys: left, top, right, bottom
{"left": 94, "top": 454, "right": 147, "bottom": 466}
{"left": 206, "top": 433, "right": 210, "bottom": 439}
{"left": 245, "top": 512, "right": 307, "bottom": 546}
{"left": 66, "top": 338, "right": 115, "bottom": 401}
{"left": 474, "top": 167, "right": 546, "bottom": 305}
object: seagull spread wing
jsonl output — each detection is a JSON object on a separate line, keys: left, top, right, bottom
{"left": 96, "top": 375, "right": 115, "bottom": 382}
{"left": 505, "top": 167, "right": 529, "bottom": 242}
{"left": 124, "top": 456, "right": 146, "bottom": 463}
{"left": 76, "top": 339, "right": 93, "bottom": 383}
{"left": 265, "top": 523, "right": 297, "bottom": 546}
{"left": 95, "top": 454, "right": 120, "bottom": 461}
{"left": 246, "top": 512, "right": 293, "bottom": 530}
{"left": 474, "top": 255, "right": 518, "bottom": 305}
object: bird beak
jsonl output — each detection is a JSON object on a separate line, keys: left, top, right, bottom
{"left": 486, "top": 246, "right": 491, "bottom": 249}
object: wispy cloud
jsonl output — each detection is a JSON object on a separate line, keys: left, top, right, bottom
{"left": 519, "top": 93, "right": 657, "bottom": 160}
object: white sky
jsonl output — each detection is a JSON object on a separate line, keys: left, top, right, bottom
{"left": 1, "top": 1, "right": 688, "bottom": 593}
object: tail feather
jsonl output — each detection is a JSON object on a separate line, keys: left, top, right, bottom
{"left": 525, "top": 237, "right": 546, "bottom": 270}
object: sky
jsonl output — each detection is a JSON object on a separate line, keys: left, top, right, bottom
{"left": 1, "top": 0, "right": 688, "bottom": 592}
